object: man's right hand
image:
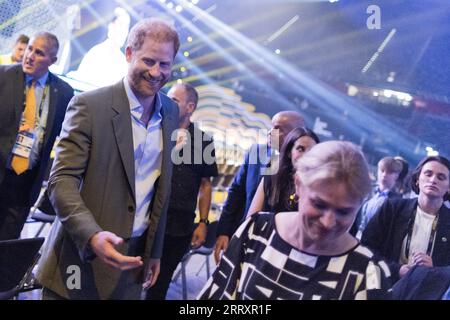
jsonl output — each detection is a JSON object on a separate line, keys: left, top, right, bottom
{"left": 214, "top": 235, "right": 229, "bottom": 265}
{"left": 90, "top": 231, "right": 143, "bottom": 270}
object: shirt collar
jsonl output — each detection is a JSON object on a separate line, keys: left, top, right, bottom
{"left": 26, "top": 72, "right": 49, "bottom": 87}
{"left": 375, "top": 187, "right": 391, "bottom": 197}
{"left": 123, "top": 77, "right": 141, "bottom": 111}
{"left": 123, "top": 77, "right": 163, "bottom": 117}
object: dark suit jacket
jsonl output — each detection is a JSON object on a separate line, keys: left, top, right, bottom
{"left": 0, "top": 64, "right": 74, "bottom": 205}
{"left": 349, "top": 188, "right": 402, "bottom": 236}
{"left": 361, "top": 198, "right": 450, "bottom": 283}
{"left": 36, "top": 80, "right": 179, "bottom": 299}
{"left": 392, "top": 265, "right": 450, "bottom": 300}
{"left": 217, "top": 144, "right": 271, "bottom": 237}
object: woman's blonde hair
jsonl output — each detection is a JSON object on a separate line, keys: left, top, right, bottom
{"left": 295, "top": 140, "right": 372, "bottom": 202}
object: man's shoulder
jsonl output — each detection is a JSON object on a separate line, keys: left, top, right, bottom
{"left": 190, "top": 123, "right": 214, "bottom": 140}
{"left": 159, "top": 92, "right": 179, "bottom": 124}
{"left": 0, "top": 64, "right": 22, "bottom": 89}
{"left": 387, "top": 190, "right": 402, "bottom": 199}
{"left": 245, "top": 143, "right": 270, "bottom": 166}
{"left": 0, "top": 63, "right": 21, "bottom": 76}
{"left": 386, "top": 197, "right": 413, "bottom": 208}
{"left": 49, "top": 72, "right": 74, "bottom": 93}
{"left": 249, "top": 143, "right": 267, "bottom": 151}
{"left": 248, "top": 143, "right": 270, "bottom": 155}
{"left": 61, "top": 85, "right": 115, "bottom": 116}
{"left": 159, "top": 91, "right": 178, "bottom": 111}
{"left": 76, "top": 82, "right": 117, "bottom": 100}
{"left": 382, "top": 197, "right": 416, "bottom": 220}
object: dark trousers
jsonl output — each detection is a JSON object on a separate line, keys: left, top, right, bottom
{"left": 0, "top": 168, "right": 37, "bottom": 240}
{"left": 109, "top": 231, "right": 148, "bottom": 300}
{"left": 145, "top": 233, "right": 191, "bottom": 300}
{"left": 41, "top": 287, "right": 67, "bottom": 300}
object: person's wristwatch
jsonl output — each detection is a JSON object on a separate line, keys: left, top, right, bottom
{"left": 199, "top": 218, "right": 210, "bottom": 225}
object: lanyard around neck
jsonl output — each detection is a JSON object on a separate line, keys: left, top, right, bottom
{"left": 404, "top": 209, "right": 439, "bottom": 259}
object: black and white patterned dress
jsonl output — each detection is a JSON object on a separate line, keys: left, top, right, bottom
{"left": 198, "top": 212, "right": 392, "bottom": 300}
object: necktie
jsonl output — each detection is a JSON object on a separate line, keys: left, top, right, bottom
{"left": 11, "top": 80, "right": 36, "bottom": 175}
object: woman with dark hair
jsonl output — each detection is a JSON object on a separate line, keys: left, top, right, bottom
{"left": 362, "top": 155, "right": 450, "bottom": 283}
{"left": 247, "top": 127, "right": 319, "bottom": 217}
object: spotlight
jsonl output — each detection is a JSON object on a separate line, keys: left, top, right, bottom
{"left": 167, "top": 2, "right": 174, "bottom": 9}
{"left": 404, "top": 95, "right": 413, "bottom": 102}
{"left": 387, "top": 71, "right": 395, "bottom": 83}
{"left": 177, "top": 79, "right": 183, "bottom": 84}
{"left": 347, "top": 85, "right": 358, "bottom": 97}
{"left": 183, "top": 51, "right": 190, "bottom": 57}
{"left": 383, "top": 90, "right": 393, "bottom": 98}
{"left": 191, "top": 0, "right": 199, "bottom": 4}
{"left": 426, "top": 146, "right": 439, "bottom": 156}
{"left": 187, "top": 36, "right": 193, "bottom": 42}
{"left": 175, "top": 5, "right": 183, "bottom": 12}
{"left": 275, "top": 49, "right": 281, "bottom": 55}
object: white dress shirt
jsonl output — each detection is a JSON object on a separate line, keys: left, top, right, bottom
{"left": 123, "top": 78, "right": 163, "bottom": 237}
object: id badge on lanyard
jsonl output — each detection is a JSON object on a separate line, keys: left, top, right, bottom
{"left": 11, "top": 129, "right": 36, "bottom": 159}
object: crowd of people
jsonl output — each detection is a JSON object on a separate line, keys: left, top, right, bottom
{"left": 1, "top": 15, "right": 449, "bottom": 301}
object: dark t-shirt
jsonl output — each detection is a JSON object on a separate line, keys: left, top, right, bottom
{"left": 165, "top": 123, "right": 218, "bottom": 236}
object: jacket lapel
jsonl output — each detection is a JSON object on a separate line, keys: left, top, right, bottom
{"left": 43, "top": 73, "right": 58, "bottom": 147}
{"left": 405, "top": 198, "right": 419, "bottom": 218}
{"left": 401, "top": 198, "right": 419, "bottom": 234}
{"left": 111, "top": 81, "right": 136, "bottom": 201}
{"left": 435, "top": 205, "right": 450, "bottom": 249}
{"left": 13, "top": 65, "right": 25, "bottom": 124}
{"left": 151, "top": 95, "right": 177, "bottom": 214}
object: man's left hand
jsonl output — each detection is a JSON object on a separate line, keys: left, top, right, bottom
{"left": 191, "top": 224, "right": 207, "bottom": 249}
{"left": 142, "top": 258, "right": 160, "bottom": 290}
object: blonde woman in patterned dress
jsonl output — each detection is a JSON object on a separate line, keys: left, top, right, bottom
{"left": 199, "top": 141, "right": 392, "bottom": 300}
